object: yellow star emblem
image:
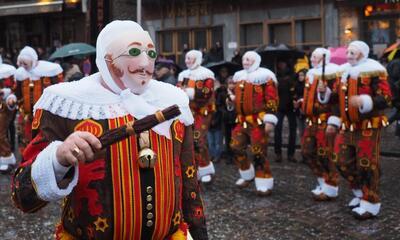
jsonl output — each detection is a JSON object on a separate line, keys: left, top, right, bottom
{"left": 94, "top": 217, "right": 109, "bottom": 233}
{"left": 185, "top": 166, "right": 195, "bottom": 178}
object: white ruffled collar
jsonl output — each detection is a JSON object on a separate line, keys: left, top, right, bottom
{"left": 15, "top": 60, "right": 63, "bottom": 81}
{"left": 0, "top": 63, "right": 16, "bottom": 79}
{"left": 34, "top": 73, "right": 194, "bottom": 138}
{"left": 178, "top": 66, "right": 215, "bottom": 82}
{"left": 233, "top": 67, "right": 277, "bottom": 85}
{"left": 306, "top": 63, "right": 339, "bottom": 84}
{"left": 341, "top": 59, "right": 386, "bottom": 83}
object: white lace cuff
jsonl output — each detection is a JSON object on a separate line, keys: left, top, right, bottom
{"left": 6, "top": 94, "right": 17, "bottom": 110}
{"left": 359, "top": 94, "right": 373, "bottom": 114}
{"left": 185, "top": 88, "right": 195, "bottom": 100}
{"left": 317, "top": 87, "right": 332, "bottom": 104}
{"left": 31, "top": 141, "right": 79, "bottom": 201}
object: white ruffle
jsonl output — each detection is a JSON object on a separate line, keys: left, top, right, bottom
{"left": 15, "top": 60, "right": 63, "bottom": 81}
{"left": 31, "top": 141, "right": 79, "bottom": 201}
{"left": 0, "top": 63, "right": 16, "bottom": 79}
{"left": 233, "top": 67, "right": 277, "bottom": 86}
{"left": 341, "top": 59, "right": 386, "bottom": 83}
{"left": 327, "top": 116, "right": 341, "bottom": 128}
{"left": 33, "top": 73, "right": 194, "bottom": 133}
{"left": 197, "top": 162, "right": 215, "bottom": 180}
{"left": 306, "top": 63, "right": 339, "bottom": 84}
{"left": 263, "top": 114, "right": 278, "bottom": 125}
{"left": 255, "top": 177, "right": 273, "bottom": 191}
{"left": 178, "top": 66, "right": 215, "bottom": 82}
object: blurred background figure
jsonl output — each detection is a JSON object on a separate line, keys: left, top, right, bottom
{"left": 231, "top": 49, "right": 242, "bottom": 65}
{"left": 274, "top": 59, "right": 297, "bottom": 163}
{"left": 386, "top": 49, "right": 400, "bottom": 137}
{"left": 154, "top": 59, "right": 178, "bottom": 86}
{"left": 62, "top": 57, "right": 83, "bottom": 82}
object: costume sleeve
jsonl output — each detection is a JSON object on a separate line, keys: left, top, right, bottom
{"left": 327, "top": 75, "right": 341, "bottom": 128}
{"left": 180, "top": 125, "right": 208, "bottom": 240}
{"left": 195, "top": 78, "right": 214, "bottom": 102}
{"left": 11, "top": 110, "right": 76, "bottom": 213}
{"left": 263, "top": 79, "right": 279, "bottom": 125}
{"left": 367, "top": 72, "right": 392, "bottom": 111}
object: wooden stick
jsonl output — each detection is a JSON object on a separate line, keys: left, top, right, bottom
{"left": 98, "top": 104, "right": 181, "bottom": 149}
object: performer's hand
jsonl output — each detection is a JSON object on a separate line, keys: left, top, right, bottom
{"left": 264, "top": 123, "right": 274, "bottom": 134}
{"left": 326, "top": 125, "right": 338, "bottom": 135}
{"left": 56, "top": 131, "right": 102, "bottom": 167}
{"left": 349, "top": 95, "right": 363, "bottom": 108}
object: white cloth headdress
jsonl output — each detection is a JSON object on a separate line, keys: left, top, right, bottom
{"left": 243, "top": 51, "right": 261, "bottom": 73}
{"left": 96, "top": 20, "right": 145, "bottom": 94}
{"left": 17, "top": 46, "right": 38, "bottom": 67}
{"left": 186, "top": 50, "right": 203, "bottom": 70}
{"left": 312, "top": 48, "right": 331, "bottom": 67}
{"left": 349, "top": 41, "right": 369, "bottom": 62}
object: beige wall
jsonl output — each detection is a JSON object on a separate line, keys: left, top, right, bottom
{"left": 338, "top": 5, "right": 359, "bottom": 46}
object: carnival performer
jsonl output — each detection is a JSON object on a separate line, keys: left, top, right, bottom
{"left": 301, "top": 48, "right": 340, "bottom": 200}
{"left": 0, "top": 56, "right": 17, "bottom": 172}
{"left": 177, "top": 50, "right": 216, "bottom": 184}
{"left": 12, "top": 20, "right": 207, "bottom": 239}
{"left": 228, "top": 51, "right": 278, "bottom": 196}
{"left": 14, "top": 46, "right": 63, "bottom": 151}
{"left": 327, "top": 41, "right": 392, "bottom": 220}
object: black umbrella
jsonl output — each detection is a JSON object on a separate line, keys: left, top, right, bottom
{"left": 254, "top": 43, "right": 305, "bottom": 71}
{"left": 204, "top": 61, "right": 242, "bottom": 76}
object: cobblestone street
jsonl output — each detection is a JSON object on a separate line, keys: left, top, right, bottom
{"left": 1, "top": 148, "right": 400, "bottom": 240}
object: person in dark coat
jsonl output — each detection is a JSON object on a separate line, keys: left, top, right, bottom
{"left": 274, "top": 60, "right": 297, "bottom": 163}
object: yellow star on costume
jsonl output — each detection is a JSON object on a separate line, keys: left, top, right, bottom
{"left": 173, "top": 212, "right": 181, "bottom": 226}
{"left": 94, "top": 217, "right": 109, "bottom": 232}
{"left": 67, "top": 208, "right": 75, "bottom": 223}
{"left": 185, "top": 166, "right": 195, "bottom": 178}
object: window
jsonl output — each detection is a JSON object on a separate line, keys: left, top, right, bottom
{"left": 295, "top": 18, "right": 322, "bottom": 49}
{"left": 157, "top": 27, "right": 223, "bottom": 68}
{"left": 240, "top": 23, "right": 263, "bottom": 51}
{"left": 269, "top": 23, "right": 292, "bottom": 45}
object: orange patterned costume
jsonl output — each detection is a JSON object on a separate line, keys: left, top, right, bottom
{"left": 229, "top": 51, "right": 278, "bottom": 195}
{"left": 178, "top": 50, "right": 216, "bottom": 184}
{"left": 0, "top": 61, "right": 17, "bottom": 171}
{"left": 14, "top": 46, "right": 63, "bottom": 151}
{"left": 328, "top": 41, "right": 392, "bottom": 219}
{"left": 301, "top": 48, "right": 340, "bottom": 200}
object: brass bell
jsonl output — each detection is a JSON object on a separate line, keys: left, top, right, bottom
{"left": 138, "top": 148, "right": 157, "bottom": 169}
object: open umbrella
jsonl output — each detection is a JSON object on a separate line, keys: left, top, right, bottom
{"left": 204, "top": 61, "right": 242, "bottom": 76}
{"left": 329, "top": 46, "right": 347, "bottom": 65}
{"left": 255, "top": 43, "right": 305, "bottom": 71}
{"left": 49, "top": 43, "right": 96, "bottom": 60}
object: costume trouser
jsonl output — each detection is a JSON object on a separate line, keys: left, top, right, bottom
{"left": 302, "top": 124, "right": 338, "bottom": 187}
{"left": 17, "top": 113, "right": 33, "bottom": 153}
{"left": 0, "top": 105, "right": 14, "bottom": 157}
{"left": 274, "top": 110, "right": 297, "bottom": 157}
{"left": 230, "top": 123, "right": 272, "bottom": 178}
{"left": 193, "top": 112, "right": 215, "bottom": 178}
{"left": 333, "top": 129, "right": 381, "bottom": 204}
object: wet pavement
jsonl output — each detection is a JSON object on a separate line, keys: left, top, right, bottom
{"left": 1, "top": 149, "right": 400, "bottom": 239}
